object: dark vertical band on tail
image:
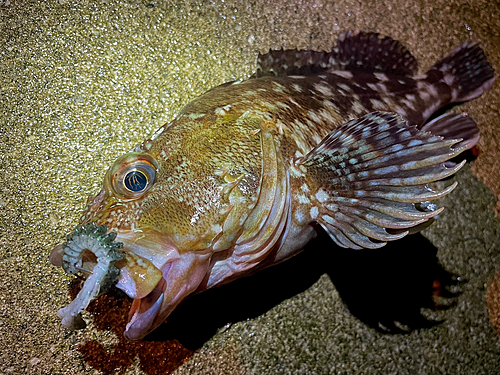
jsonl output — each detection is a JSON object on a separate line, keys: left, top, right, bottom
{"left": 426, "top": 42, "right": 495, "bottom": 102}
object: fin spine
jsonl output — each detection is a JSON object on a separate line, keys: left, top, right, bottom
{"left": 298, "top": 112, "right": 464, "bottom": 249}
{"left": 256, "top": 31, "right": 418, "bottom": 78}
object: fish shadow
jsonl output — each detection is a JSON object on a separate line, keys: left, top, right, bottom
{"left": 76, "top": 231, "right": 460, "bottom": 374}
{"left": 150, "top": 231, "right": 460, "bottom": 349}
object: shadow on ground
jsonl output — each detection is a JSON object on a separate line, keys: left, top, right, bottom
{"left": 74, "top": 231, "right": 460, "bottom": 374}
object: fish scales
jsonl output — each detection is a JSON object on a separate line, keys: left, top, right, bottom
{"left": 51, "top": 31, "right": 495, "bottom": 340}
{"left": 173, "top": 72, "right": 460, "bottom": 159}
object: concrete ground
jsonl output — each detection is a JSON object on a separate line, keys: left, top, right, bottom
{"left": 1, "top": 0, "right": 499, "bottom": 374}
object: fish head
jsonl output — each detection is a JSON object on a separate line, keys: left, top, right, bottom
{"left": 51, "top": 111, "right": 275, "bottom": 340}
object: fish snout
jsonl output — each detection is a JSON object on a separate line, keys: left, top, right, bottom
{"left": 49, "top": 243, "right": 64, "bottom": 267}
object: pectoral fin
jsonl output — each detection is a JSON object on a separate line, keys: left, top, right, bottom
{"left": 296, "top": 111, "right": 465, "bottom": 250}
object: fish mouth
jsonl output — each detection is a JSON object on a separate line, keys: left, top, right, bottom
{"left": 50, "top": 223, "right": 125, "bottom": 330}
{"left": 51, "top": 223, "right": 211, "bottom": 340}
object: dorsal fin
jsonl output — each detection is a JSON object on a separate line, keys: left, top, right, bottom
{"left": 255, "top": 31, "right": 418, "bottom": 78}
{"left": 255, "top": 49, "right": 330, "bottom": 78}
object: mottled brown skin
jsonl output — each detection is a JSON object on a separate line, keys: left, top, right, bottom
{"left": 91, "top": 73, "right": 452, "bottom": 247}
{"left": 75, "top": 76, "right": 449, "bottom": 338}
{"left": 54, "top": 32, "right": 494, "bottom": 340}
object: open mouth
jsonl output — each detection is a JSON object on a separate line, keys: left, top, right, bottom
{"left": 51, "top": 222, "right": 211, "bottom": 340}
{"left": 50, "top": 223, "right": 124, "bottom": 330}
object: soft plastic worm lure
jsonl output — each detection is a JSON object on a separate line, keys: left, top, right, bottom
{"left": 56, "top": 223, "right": 124, "bottom": 329}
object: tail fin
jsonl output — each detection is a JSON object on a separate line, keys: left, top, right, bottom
{"left": 427, "top": 42, "right": 495, "bottom": 102}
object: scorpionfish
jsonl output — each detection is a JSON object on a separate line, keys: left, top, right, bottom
{"left": 51, "top": 31, "right": 495, "bottom": 340}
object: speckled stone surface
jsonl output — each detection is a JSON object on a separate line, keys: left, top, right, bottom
{"left": 1, "top": 0, "right": 499, "bottom": 374}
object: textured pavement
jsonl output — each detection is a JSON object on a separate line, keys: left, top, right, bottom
{"left": 1, "top": 0, "right": 499, "bottom": 374}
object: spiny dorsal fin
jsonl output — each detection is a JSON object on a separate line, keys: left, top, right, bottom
{"left": 256, "top": 31, "right": 418, "bottom": 78}
{"left": 296, "top": 111, "right": 465, "bottom": 250}
{"left": 256, "top": 49, "right": 330, "bottom": 78}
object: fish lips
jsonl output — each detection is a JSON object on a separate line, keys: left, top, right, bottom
{"left": 49, "top": 243, "right": 65, "bottom": 267}
{"left": 51, "top": 225, "right": 212, "bottom": 340}
{"left": 114, "top": 231, "right": 177, "bottom": 300}
{"left": 123, "top": 246, "right": 212, "bottom": 340}
{"left": 49, "top": 225, "right": 173, "bottom": 320}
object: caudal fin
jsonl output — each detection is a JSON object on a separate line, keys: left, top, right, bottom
{"left": 427, "top": 42, "right": 495, "bottom": 102}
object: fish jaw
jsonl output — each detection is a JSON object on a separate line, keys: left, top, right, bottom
{"left": 113, "top": 229, "right": 180, "bottom": 300}
{"left": 111, "top": 229, "right": 214, "bottom": 340}
{"left": 50, "top": 224, "right": 213, "bottom": 339}
{"left": 124, "top": 250, "right": 212, "bottom": 340}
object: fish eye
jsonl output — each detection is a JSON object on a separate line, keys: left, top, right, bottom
{"left": 109, "top": 153, "right": 158, "bottom": 199}
{"left": 124, "top": 170, "right": 148, "bottom": 192}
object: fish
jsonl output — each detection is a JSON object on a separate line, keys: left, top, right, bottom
{"left": 50, "top": 31, "right": 495, "bottom": 340}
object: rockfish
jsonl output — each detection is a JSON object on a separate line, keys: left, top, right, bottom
{"left": 50, "top": 31, "right": 495, "bottom": 340}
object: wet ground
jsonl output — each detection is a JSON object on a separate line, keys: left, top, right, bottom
{"left": 1, "top": 0, "right": 500, "bottom": 374}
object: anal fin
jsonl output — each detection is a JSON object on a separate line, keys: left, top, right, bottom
{"left": 296, "top": 111, "right": 465, "bottom": 250}
{"left": 421, "top": 112, "right": 480, "bottom": 150}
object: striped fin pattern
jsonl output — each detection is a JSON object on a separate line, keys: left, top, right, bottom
{"left": 255, "top": 31, "right": 418, "bottom": 78}
{"left": 426, "top": 41, "right": 495, "bottom": 102}
{"left": 297, "top": 111, "right": 465, "bottom": 249}
{"left": 420, "top": 112, "right": 480, "bottom": 150}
